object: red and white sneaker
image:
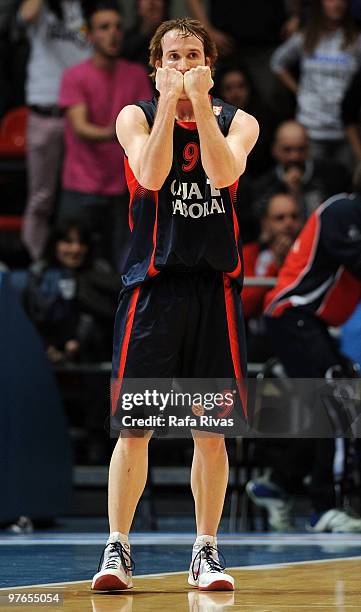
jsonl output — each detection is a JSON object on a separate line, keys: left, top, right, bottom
{"left": 188, "top": 536, "right": 234, "bottom": 591}
{"left": 92, "top": 533, "right": 134, "bottom": 591}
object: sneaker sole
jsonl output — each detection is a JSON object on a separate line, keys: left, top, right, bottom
{"left": 92, "top": 574, "right": 132, "bottom": 591}
{"left": 199, "top": 580, "right": 234, "bottom": 591}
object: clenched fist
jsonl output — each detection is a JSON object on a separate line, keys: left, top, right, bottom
{"left": 155, "top": 67, "right": 184, "bottom": 99}
{"left": 183, "top": 66, "right": 213, "bottom": 101}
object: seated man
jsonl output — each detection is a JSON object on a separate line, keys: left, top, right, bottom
{"left": 243, "top": 190, "right": 303, "bottom": 363}
{"left": 247, "top": 166, "right": 361, "bottom": 533}
{"left": 254, "top": 120, "right": 351, "bottom": 219}
{"left": 243, "top": 190, "right": 303, "bottom": 320}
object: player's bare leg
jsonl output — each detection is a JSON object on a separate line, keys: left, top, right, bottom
{"left": 108, "top": 430, "right": 152, "bottom": 534}
{"left": 191, "top": 432, "right": 228, "bottom": 535}
{"left": 92, "top": 430, "right": 152, "bottom": 591}
{"left": 188, "top": 431, "right": 234, "bottom": 590}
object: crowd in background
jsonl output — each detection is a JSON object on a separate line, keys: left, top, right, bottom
{"left": 1, "top": 0, "right": 361, "bottom": 531}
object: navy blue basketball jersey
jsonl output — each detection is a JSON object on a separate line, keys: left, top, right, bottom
{"left": 122, "top": 96, "right": 244, "bottom": 290}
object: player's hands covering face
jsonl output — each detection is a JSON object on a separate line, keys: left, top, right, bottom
{"left": 155, "top": 67, "right": 184, "bottom": 98}
{"left": 156, "top": 66, "right": 213, "bottom": 101}
{"left": 183, "top": 66, "right": 213, "bottom": 101}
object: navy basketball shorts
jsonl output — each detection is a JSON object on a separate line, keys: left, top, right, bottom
{"left": 111, "top": 270, "right": 248, "bottom": 434}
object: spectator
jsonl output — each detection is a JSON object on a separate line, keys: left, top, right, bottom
{"left": 210, "top": 65, "right": 261, "bottom": 241}
{"left": 19, "top": 0, "right": 91, "bottom": 261}
{"left": 342, "top": 67, "right": 361, "bottom": 162}
{"left": 271, "top": 0, "right": 361, "bottom": 168}
{"left": 214, "top": 65, "right": 276, "bottom": 177}
{"left": 58, "top": 0, "right": 153, "bottom": 271}
{"left": 247, "top": 165, "right": 361, "bottom": 533}
{"left": 243, "top": 191, "right": 303, "bottom": 320}
{"left": 243, "top": 191, "right": 303, "bottom": 362}
{"left": 123, "top": 0, "right": 169, "bottom": 69}
{"left": 255, "top": 120, "right": 351, "bottom": 219}
{"left": 23, "top": 217, "right": 121, "bottom": 364}
{"left": 186, "top": 0, "right": 299, "bottom": 117}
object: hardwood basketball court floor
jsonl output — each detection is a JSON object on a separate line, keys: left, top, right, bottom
{"left": 1, "top": 533, "right": 360, "bottom": 610}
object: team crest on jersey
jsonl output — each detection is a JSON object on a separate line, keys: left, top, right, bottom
{"left": 213, "top": 105, "right": 222, "bottom": 116}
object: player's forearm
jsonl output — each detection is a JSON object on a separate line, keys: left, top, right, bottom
{"left": 137, "top": 93, "right": 178, "bottom": 191}
{"left": 192, "top": 96, "right": 245, "bottom": 188}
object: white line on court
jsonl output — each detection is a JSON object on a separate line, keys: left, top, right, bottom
{"left": 1, "top": 555, "right": 361, "bottom": 591}
{"left": 1, "top": 532, "right": 361, "bottom": 546}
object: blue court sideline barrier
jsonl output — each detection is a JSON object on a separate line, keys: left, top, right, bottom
{"left": 340, "top": 301, "right": 361, "bottom": 368}
{"left": 0, "top": 272, "right": 72, "bottom": 523}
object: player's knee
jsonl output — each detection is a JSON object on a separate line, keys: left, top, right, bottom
{"left": 119, "top": 430, "right": 152, "bottom": 452}
{"left": 193, "top": 434, "right": 226, "bottom": 457}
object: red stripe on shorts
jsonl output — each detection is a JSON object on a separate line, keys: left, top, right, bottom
{"left": 227, "top": 181, "right": 242, "bottom": 279}
{"left": 223, "top": 274, "right": 247, "bottom": 418}
{"left": 111, "top": 286, "right": 141, "bottom": 415}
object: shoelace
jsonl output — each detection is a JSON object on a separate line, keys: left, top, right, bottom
{"left": 98, "top": 541, "right": 135, "bottom": 574}
{"left": 191, "top": 544, "right": 226, "bottom": 581}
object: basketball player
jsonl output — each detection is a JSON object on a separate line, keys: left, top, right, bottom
{"left": 92, "top": 18, "right": 259, "bottom": 592}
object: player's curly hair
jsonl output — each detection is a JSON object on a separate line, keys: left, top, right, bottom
{"left": 149, "top": 18, "right": 218, "bottom": 80}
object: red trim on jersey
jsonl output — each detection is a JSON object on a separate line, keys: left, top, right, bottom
{"left": 223, "top": 274, "right": 247, "bottom": 418}
{"left": 148, "top": 191, "right": 159, "bottom": 277}
{"left": 111, "top": 286, "right": 141, "bottom": 415}
{"left": 227, "top": 180, "right": 242, "bottom": 279}
{"left": 264, "top": 211, "right": 321, "bottom": 316}
{"left": 124, "top": 157, "right": 138, "bottom": 231}
{"left": 176, "top": 120, "right": 197, "bottom": 130}
{"left": 124, "top": 156, "right": 159, "bottom": 278}
{"left": 175, "top": 96, "right": 219, "bottom": 130}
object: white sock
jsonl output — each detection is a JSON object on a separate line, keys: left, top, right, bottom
{"left": 193, "top": 534, "right": 217, "bottom": 550}
{"left": 107, "top": 531, "right": 130, "bottom": 547}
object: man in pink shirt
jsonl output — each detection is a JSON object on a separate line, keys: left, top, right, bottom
{"left": 58, "top": 0, "right": 152, "bottom": 270}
